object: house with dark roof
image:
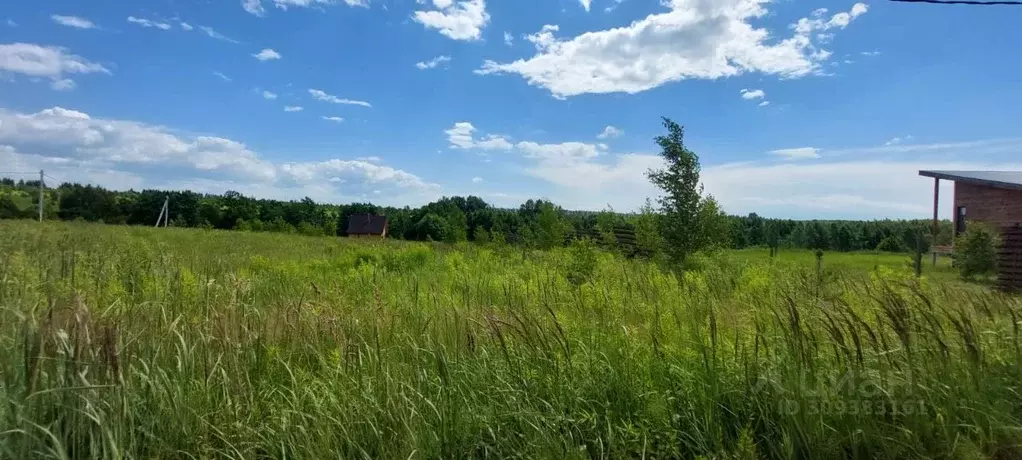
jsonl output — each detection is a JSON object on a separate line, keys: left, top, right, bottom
{"left": 919, "top": 170, "right": 1022, "bottom": 291}
{"left": 346, "top": 214, "right": 388, "bottom": 239}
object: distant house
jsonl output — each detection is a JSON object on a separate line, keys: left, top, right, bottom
{"left": 346, "top": 214, "right": 388, "bottom": 239}
{"left": 919, "top": 170, "right": 1022, "bottom": 236}
{"left": 919, "top": 170, "right": 1022, "bottom": 291}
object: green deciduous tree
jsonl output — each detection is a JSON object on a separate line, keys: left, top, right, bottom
{"left": 416, "top": 213, "right": 449, "bottom": 242}
{"left": 694, "top": 195, "right": 731, "bottom": 250}
{"left": 634, "top": 199, "right": 664, "bottom": 258}
{"left": 536, "top": 201, "right": 569, "bottom": 249}
{"left": 473, "top": 226, "right": 491, "bottom": 244}
{"left": 645, "top": 117, "right": 725, "bottom": 265}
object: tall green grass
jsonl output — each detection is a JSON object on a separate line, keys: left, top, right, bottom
{"left": 2, "top": 220, "right": 1021, "bottom": 459}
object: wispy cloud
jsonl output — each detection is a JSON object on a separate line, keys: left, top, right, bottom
{"left": 321, "top": 116, "right": 345, "bottom": 123}
{"left": 308, "top": 89, "right": 372, "bottom": 107}
{"left": 769, "top": 147, "right": 820, "bottom": 160}
{"left": 52, "top": 15, "right": 96, "bottom": 29}
{"left": 199, "top": 26, "right": 241, "bottom": 44}
{"left": 884, "top": 135, "right": 913, "bottom": 146}
{"left": 127, "top": 16, "right": 171, "bottom": 30}
{"left": 50, "top": 79, "right": 76, "bottom": 91}
{"left": 415, "top": 55, "right": 451, "bottom": 70}
{"left": 262, "top": 90, "right": 277, "bottom": 100}
{"left": 213, "top": 71, "right": 232, "bottom": 82}
{"left": 273, "top": 0, "right": 369, "bottom": 11}
{"left": 284, "top": 106, "right": 303, "bottom": 112}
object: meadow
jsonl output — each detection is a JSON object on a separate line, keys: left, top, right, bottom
{"left": 2, "top": 220, "right": 1021, "bottom": 459}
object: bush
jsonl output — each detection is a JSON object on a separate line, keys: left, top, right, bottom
{"left": 297, "top": 222, "right": 323, "bottom": 236}
{"left": 956, "top": 224, "right": 999, "bottom": 280}
{"left": 416, "top": 213, "right": 449, "bottom": 242}
{"left": 473, "top": 226, "right": 491, "bottom": 244}
{"left": 876, "top": 236, "right": 904, "bottom": 253}
{"left": 565, "top": 238, "right": 598, "bottom": 286}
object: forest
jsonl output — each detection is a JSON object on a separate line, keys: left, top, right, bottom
{"left": 0, "top": 177, "right": 952, "bottom": 254}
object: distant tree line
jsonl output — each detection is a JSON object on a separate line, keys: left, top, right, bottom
{"left": 0, "top": 176, "right": 951, "bottom": 254}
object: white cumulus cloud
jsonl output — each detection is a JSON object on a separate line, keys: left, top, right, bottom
{"left": 284, "top": 106, "right": 304, "bottom": 112}
{"left": 243, "top": 0, "right": 267, "bottom": 16}
{"left": 597, "top": 125, "right": 622, "bottom": 139}
{"left": 0, "top": 105, "right": 439, "bottom": 205}
{"left": 448, "top": 122, "right": 1022, "bottom": 217}
{"left": 262, "top": 91, "right": 277, "bottom": 100}
{"left": 740, "top": 89, "right": 766, "bottom": 100}
{"left": 253, "top": 48, "right": 282, "bottom": 61}
{"left": 0, "top": 43, "right": 109, "bottom": 89}
{"left": 477, "top": 1, "right": 870, "bottom": 98}
{"left": 445, "top": 122, "right": 513, "bottom": 150}
{"left": 414, "top": 0, "right": 490, "bottom": 41}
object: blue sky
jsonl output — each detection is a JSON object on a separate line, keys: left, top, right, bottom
{"left": 1, "top": 0, "right": 1021, "bottom": 219}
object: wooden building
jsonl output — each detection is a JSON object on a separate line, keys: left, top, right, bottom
{"left": 919, "top": 170, "right": 1022, "bottom": 291}
{"left": 346, "top": 214, "right": 388, "bottom": 239}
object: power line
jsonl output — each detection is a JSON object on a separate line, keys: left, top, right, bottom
{"left": 890, "top": 0, "right": 1022, "bottom": 5}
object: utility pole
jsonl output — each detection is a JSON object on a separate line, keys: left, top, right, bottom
{"left": 932, "top": 177, "right": 939, "bottom": 267}
{"left": 38, "top": 170, "right": 44, "bottom": 223}
{"left": 155, "top": 196, "right": 169, "bottom": 227}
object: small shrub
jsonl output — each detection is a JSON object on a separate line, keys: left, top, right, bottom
{"left": 473, "top": 226, "right": 491, "bottom": 244}
{"left": 297, "top": 222, "right": 323, "bottom": 236}
{"left": 565, "top": 238, "right": 598, "bottom": 286}
{"left": 956, "top": 224, "right": 999, "bottom": 280}
{"left": 876, "top": 236, "right": 904, "bottom": 253}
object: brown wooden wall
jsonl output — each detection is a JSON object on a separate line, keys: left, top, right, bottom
{"left": 1000, "top": 225, "right": 1022, "bottom": 292}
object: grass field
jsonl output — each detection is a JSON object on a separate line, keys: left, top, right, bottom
{"left": 733, "top": 247, "right": 961, "bottom": 283}
{"left": 2, "top": 221, "right": 1022, "bottom": 459}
